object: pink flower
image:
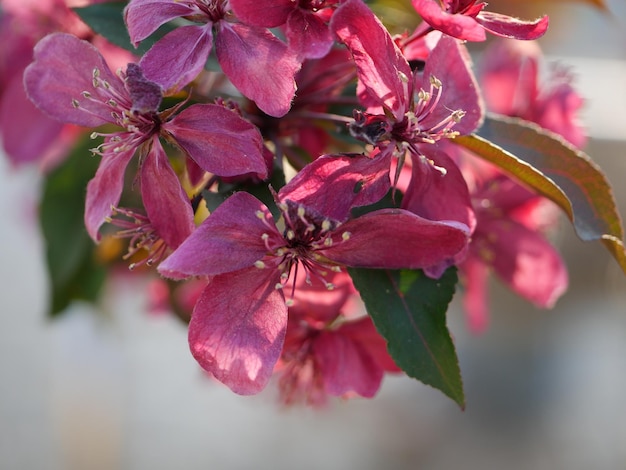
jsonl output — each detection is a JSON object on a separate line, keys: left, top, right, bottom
{"left": 459, "top": 164, "right": 568, "bottom": 333}
{"left": 479, "top": 39, "right": 587, "bottom": 148}
{"left": 158, "top": 172, "right": 469, "bottom": 394}
{"left": 24, "top": 33, "right": 267, "bottom": 244}
{"left": 277, "top": 271, "right": 398, "bottom": 406}
{"left": 124, "top": 0, "right": 301, "bottom": 117}
{"left": 411, "top": 0, "right": 549, "bottom": 42}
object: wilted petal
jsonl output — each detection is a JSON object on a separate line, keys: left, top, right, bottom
{"left": 24, "top": 33, "right": 120, "bottom": 127}
{"left": 332, "top": 0, "right": 412, "bottom": 120}
{"left": 323, "top": 209, "right": 470, "bottom": 269}
{"left": 158, "top": 191, "right": 282, "bottom": 279}
{"left": 84, "top": 146, "right": 136, "bottom": 241}
{"left": 140, "top": 138, "right": 194, "bottom": 249}
{"left": 163, "top": 103, "right": 267, "bottom": 178}
{"left": 124, "top": 0, "right": 197, "bottom": 46}
{"left": 189, "top": 267, "right": 287, "bottom": 395}
{"left": 139, "top": 25, "right": 213, "bottom": 93}
{"left": 476, "top": 11, "right": 549, "bottom": 41}
{"left": 216, "top": 22, "right": 299, "bottom": 117}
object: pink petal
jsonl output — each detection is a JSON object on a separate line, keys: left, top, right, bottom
{"left": 189, "top": 268, "right": 287, "bottom": 395}
{"left": 163, "top": 103, "right": 268, "bottom": 178}
{"left": 418, "top": 35, "right": 484, "bottom": 135}
{"left": 459, "top": 255, "right": 491, "bottom": 334}
{"left": 158, "top": 192, "right": 282, "bottom": 279}
{"left": 216, "top": 22, "right": 300, "bottom": 118}
{"left": 229, "top": 0, "right": 293, "bottom": 27}
{"left": 480, "top": 218, "right": 568, "bottom": 308}
{"left": 278, "top": 153, "right": 391, "bottom": 222}
{"left": 84, "top": 146, "right": 136, "bottom": 241}
{"left": 140, "top": 138, "right": 195, "bottom": 249}
{"left": 139, "top": 25, "right": 213, "bottom": 93}
{"left": 323, "top": 209, "right": 470, "bottom": 269}
{"left": 332, "top": 0, "right": 412, "bottom": 120}
{"left": 314, "top": 330, "right": 383, "bottom": 398}
{"left": 124, "top": 0, "right": 197, "bottom": 46}
{"left": 286, "top": 9, "right": 334, "bottom": 60}
{"left": 411, "top": 0, "right": 486, "bottom": 42}
{"left": 403, "top": 144, "right": 475, "bottom": 232}
{"left": 23, "top": 33, "right": 120, "bottom": 127}
{"left": 476, "top": 11, "right": 549, "bottom": 41}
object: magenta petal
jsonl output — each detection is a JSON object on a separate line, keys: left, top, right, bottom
{"left": 411, "top": 0, "right": 486, "bottom": 42}
{"left": 163, "top": 103, "right": 267, "bottom": 178}
{"left": 139, "top": 25, "right": 213, "bottom": 93}
{"left": 158, "top": 192, "right": 282, "bottom": 279}
{"left": 84, "top": 146, "right": 136, "bottom": 241}
{"left": 229, "top": 0, "right": 292, "bottom": 27}
{"left": 189, "top": 268, "right": 287, "bottom": 395}
{"left": 24, "top": 33, "right": 120, "bottom": 127}
{"left": 314, "top": 330, "right": 383, "bottom": 398}
{"left": 460, "top": 255, "right": 491, "bottom": 334}
{"left": 483, "top": 218, "right": 568, "bottom": 308}
{"left": 216, "top": 22, "right": 300, "bottom": 118}
{"left": 332, "top": 0, "right": 412, "bottom": 120}
{"left": 476, "top": 12, "right": 549, "bottom": 41}
{"left": 1, "top": 76, "right": 65, "bottom": 165}
{"left": 286, "top": 10, "right": 334, "bottom": 60}
{"left": 403, "top": 145, "right": 475, "bottom": 232}
{"left": 324, "top": 210, "right": 470, "bottom": 269}
{"left": 278, "top": 153, "right": 391, "bottom": 222}
{"left": 124, "top": 0, "right": 197, "bottom": 45}
{"left": 418, "top": 36, "right": 484, "bottom": 135}
{"left": 140, "top": 139, "right": 194, "bottom": 249}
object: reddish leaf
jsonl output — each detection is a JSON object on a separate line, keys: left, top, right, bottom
{"left": 455, "top": 115, "right": 626, "bottom": 274}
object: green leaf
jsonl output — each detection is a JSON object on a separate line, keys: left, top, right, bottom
{"left": 455, "top": 114, "right": 626, "bottom": 274}
{"left": 40, "top": 136, "right": 106, "bottom": 316}
{"left": 73, "top": 2, "right": 176, "bottom": 56}
{"left": 348, "top": 267, "right": 464, "bottom": 408}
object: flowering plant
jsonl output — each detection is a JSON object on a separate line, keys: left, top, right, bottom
{"left": 4, "top": 0, "right": 623, "bottom": 407}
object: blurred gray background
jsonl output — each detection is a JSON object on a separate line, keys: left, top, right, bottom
{"left": 1, "top": 1, "right": 626, "bottom": 469}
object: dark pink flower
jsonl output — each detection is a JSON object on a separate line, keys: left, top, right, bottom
{"left": 479, "top": 39, "right": 587, "bottom": 148}
{"left": 411, "top": 0, "right": 549, "bottom": 42}
{"left": 124, "top": 0, "right": 301, "bottom": 117}
{"left": 24, "top": 33, "right": 267, "bottom": 244}
{"left": 332, "top": 0, "right": 480, "bottom": 266}
{"left": 277, "top": 271, "right": 398, "bottom": 406}
{"left": 459, "top": 165, "right": 568, "bottom": 333}
{"left": 158, "top": 174, "right": 469, "bottom": 393}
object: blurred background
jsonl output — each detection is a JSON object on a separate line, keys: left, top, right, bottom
{"left": 1, "top": 1, "right": 626, "bottom": 469}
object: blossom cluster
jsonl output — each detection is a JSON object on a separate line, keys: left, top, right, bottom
{"left": 4, "top": 0, "right": 595, "bottom": 405}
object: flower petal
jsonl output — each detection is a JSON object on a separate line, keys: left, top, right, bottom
{"left": 476, "top": 11, "right": 549, "bottom": 41}
{"left": 84, "top": 145, "right": 136, "bottom": 241}
{"left": 23, "top": 33, "right": 120, "bottom": 127}
{"left": 324, "top": 209, "right": 470, "bottom": 269}
{"left": 286, "top": 9, "right": 334, "bottom": 60}
{"left": 189, "top": 268, "right": 287, "bottom": 395}
{"left": 411, "top": 0, "right": 486, "bottom": 42}
{"left": 158, "top": 191, "right": 282, "bottom": 279}
{"left": 331, "top": 0, "right": 412, "bottom": 120}
{"left": 163, "top": 103, "right": 268, "bottom": 178}
{"left": 140, "top": 138, "right": 195, "bottom": 249}
{"left": 216, "top": 22, "right": 300, "bottom": 118}
{"left": 124, "top": 0, "right": 197, "bottom": 46}
{"left": 139, "top": 25, "right": 213, "bottom": 93}
{"left": 229, "top": 0, "right": 292, "bottom": 27}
